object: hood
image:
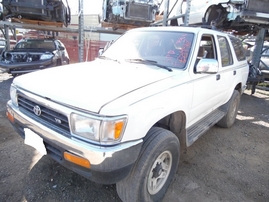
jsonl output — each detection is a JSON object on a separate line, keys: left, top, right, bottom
{"left": 14, "top": 59, "right": 177, "bottom": 113}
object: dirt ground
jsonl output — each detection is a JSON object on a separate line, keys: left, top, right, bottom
{"left": 0, "top": 70, "right": 268, "bottom": 202}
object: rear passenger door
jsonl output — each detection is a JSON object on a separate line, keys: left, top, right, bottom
{"left": 215, "top": 34, "right": 238, "bottom": 103}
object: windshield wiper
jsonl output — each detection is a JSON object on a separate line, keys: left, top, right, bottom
{"left": 125, "top": 58, "right": 173, "bottom": 72}
{"left": 98, "top": 55, "right": 119, "bottom": 63}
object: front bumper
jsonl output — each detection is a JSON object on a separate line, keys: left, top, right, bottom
{"left": 0, "top": 59, "right": 53, "bottom": 74}
{"left": 6, "top": 101, "right": 143, "bottom": 184}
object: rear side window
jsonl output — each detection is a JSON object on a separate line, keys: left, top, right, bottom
{"left": 229, "top": 36, "right": 246, "bottom": 61}
{"left": 217, "top": 36, "right": 233, "bottom": 67}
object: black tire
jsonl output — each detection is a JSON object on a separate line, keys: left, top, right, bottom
{"left": 217, "top": 90, "right": 240, "bottom": 128}
{"left": 116, "top": 127, "right": 180, "bottom": 202}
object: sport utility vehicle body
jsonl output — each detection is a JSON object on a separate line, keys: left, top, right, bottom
{"left": 6, "top": 26, "right": 249, "bottom": 202}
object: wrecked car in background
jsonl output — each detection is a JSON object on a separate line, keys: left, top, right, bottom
{"left": 1, "top": 0, "right": 71, "bottom": 27}
{"left": 168, "top": 0, "right": 269, "bottom": 34}
{"left": 102, "top": 0, "right": 159, "bottom": 26}
{"left": 0, "top": 38, "right": 70, "bottom": 76}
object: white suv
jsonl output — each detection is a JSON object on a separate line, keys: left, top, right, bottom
{"left": 7, "top": 26, "right": 249, "bottom": 202}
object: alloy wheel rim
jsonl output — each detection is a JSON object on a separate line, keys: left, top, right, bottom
{"left": 147, "top": 150, "right": 172, "bottom": 195}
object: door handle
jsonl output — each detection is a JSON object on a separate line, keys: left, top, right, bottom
{"left": 233, "top": 70, "right": 236, "bottom": 75}
{"left": 216, "top": 74, "right": 220, "bottom": 80}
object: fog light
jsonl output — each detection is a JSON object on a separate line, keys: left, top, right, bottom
{"left": 64, "top": 151, "right": 90, "bottom": 168}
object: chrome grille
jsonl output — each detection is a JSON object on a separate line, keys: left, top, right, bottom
{"left": 18, "top": 95, "right": 70, "bottom": 137}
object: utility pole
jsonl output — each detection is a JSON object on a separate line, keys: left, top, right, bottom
{"left": 78, "top": 0, "right": 84, "bottom": 62}
{"left": 252, "top": 28, "right": 266, "bottom": 69}
{"left": 4, "top": 24, "right": 10, "bottom": 51}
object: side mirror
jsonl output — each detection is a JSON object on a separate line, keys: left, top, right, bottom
{"left": 196, "top": 58, "right": 219, "bottom": 74}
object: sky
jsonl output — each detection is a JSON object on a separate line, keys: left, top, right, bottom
{"left": 68, "top": 0, "right": 103, "bottom": 15}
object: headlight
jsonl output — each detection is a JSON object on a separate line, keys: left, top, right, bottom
{"left": 70, "top": 113, "right": 127, "bottom": 144}
{"left": 40, "top": 53, "right": 53, "bottom": 60}
{"left": 10, "top": 84, "right": 18, "bottom": 106}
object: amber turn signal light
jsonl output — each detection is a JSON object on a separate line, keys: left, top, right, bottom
{"left": 6, "top": 111, "right": 14, "bottom": 123}
{"left": 64, "top": 151, "right": 90, "bottom": 169}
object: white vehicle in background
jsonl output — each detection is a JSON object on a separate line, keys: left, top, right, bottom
{"left": 162, "top": 0, "right": 269, "bottom": 34}
{"left": 101, "top": 0, "right": 269, "bottom": 35}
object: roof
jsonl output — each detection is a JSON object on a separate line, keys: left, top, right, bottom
{"left": 18, "top": 38, "right": 57, "bottom": 42}
{"left": 126, "top": 26, "right": 225, "bottom": 35}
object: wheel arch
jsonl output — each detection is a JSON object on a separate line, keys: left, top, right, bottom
{"left": 151, "top": 110, "right": 187, "bottom": 150}
{"left": 219, "top": 84, "right": 242, "bottom": 114}
{"left": 204, "top": 4, "right": 226, "bottom": 25}
{"left": 235, "top": 82, "right": 243, "bottom": 94}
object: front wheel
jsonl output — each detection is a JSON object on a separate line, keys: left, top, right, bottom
{"left": 116, "top": 127, "right": 180, "bottom": 202}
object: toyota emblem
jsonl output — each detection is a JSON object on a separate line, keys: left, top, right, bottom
{"left": 33, "top": 105, "right": 42, "bottom": 116}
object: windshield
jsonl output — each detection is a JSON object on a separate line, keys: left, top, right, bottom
{"left": 15, "top": 40, "right": 56, "bottom": 49}
{"left": 102, "top": 30, "right": 194, "bottom": 69}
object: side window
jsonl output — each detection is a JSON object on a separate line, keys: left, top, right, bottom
{"left": 229, "top": 36, "right": 246, "bottom": 61}
{"left": 197, "top": 35, "right": 216, "bottom": 59}
{"left": 217, "top": 36, "right": 233, "bottom": 67}
{"left": 195, "top": 35, "right": 216, "bottom": 73}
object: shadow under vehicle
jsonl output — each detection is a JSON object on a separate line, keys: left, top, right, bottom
{"left": 0, "top": 38, "right": 70, "bottom": 76}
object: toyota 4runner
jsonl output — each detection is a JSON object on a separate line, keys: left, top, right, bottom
{"left": 6, "top": 26, "right": 249, "bottom": 202}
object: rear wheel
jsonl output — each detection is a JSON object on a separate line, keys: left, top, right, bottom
{"left": 116, "top": 127, "right": 180, "bottom": 202}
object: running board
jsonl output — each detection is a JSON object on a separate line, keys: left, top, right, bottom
{"left": 186, "top": 109, "right": 226, "bottom": 147}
